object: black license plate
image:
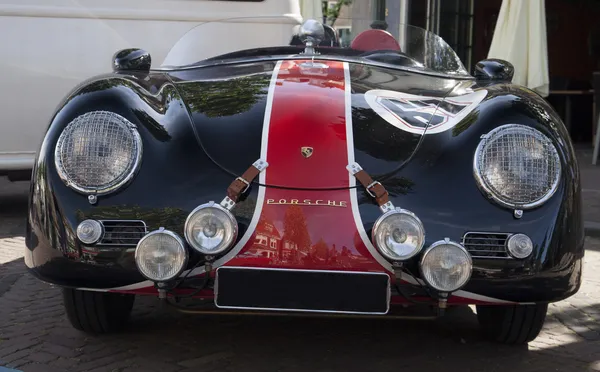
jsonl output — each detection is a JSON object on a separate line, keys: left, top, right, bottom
{"left": 215, "top": 267, "right": 390, "bottom": 314}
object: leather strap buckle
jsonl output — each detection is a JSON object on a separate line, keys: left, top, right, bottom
{"left": 347, "top": 162, "right": 393, "bottom": 210}
{"left": 235, "top": 177, "right": 250, "bottom": 194}
{"left": 225, "top": 159, "right": 269, "bottom": 206}
{"left": 366, "top": 181, "right": 382, "bottom": 198}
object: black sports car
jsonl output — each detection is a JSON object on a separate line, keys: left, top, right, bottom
{"left": 25, "top": 17, "right": 583, "bottom": 345}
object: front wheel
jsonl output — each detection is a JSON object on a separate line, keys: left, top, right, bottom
{"left": 476, "top": 303, "right": 548, "bottom": 345}
{"left": 62, "top": 288, "right": 135, "bottom": 334}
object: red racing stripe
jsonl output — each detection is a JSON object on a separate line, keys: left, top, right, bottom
{"left": 223, "top": 60, "right": 386, "bottom": 272}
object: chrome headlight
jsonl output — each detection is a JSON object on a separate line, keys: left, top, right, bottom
{"left": 420, "top": 239, "right": 472, "bottom": 292}
{"left": 55, "top": 111, "right": 142, "bottom": 195}
{"left": 135, "top": 229, "right": 188, "bottom": 282}
{"left": 474, "top": 124, "right": 561, "bottom": 209}
{"left": 372, "top": 208, "right": 425, "bottom": 261}
{"left": 184, "top": 202, "right": 238, "bottom": 255}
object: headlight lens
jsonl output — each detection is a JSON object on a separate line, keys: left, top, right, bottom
{"left": 474, "top": 124, "right": 561, "bottom": 209}
{"left": 372, "top": 208, "right": 425, "bottom": 261}
{"left": 420, "top": 240, "right": 472, "bottom": 292}
{"left": 135, "top": 230, "right": 188, "bottom": 282}
{"left": 55, "top": 111, "right": 142, "bottom": 195}
{"left": 184, "top": 202, "right": 238, "bottom": 255}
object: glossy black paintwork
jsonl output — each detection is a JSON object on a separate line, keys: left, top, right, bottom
{"left": 26, "top": 59, "right": 583, "bottom": 302}
{"left": 474, "top": 58, "right": 515, "bottom": 82}
{"left": 168, "top": 61, "right": 461, "bottom": 188}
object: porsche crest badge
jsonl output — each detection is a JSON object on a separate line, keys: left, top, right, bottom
{"left": 301, "top": 147, "right": 314, "bottom": 158}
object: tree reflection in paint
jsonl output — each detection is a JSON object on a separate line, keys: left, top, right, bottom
{"left": 178, "top": 75, "right": 271, "bottom": 118}
{"left": 312, "top": 238, "right": 329, "bottom": 261}
{"left": 282, "top": 205, "right": 312, "bottom": 255}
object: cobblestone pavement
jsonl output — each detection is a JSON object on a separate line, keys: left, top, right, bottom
{"left": 1, "top": 176, "right": 600, "bottom": 372}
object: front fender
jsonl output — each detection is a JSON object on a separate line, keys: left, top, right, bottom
{"left": 364, "top": 81, "right": 584, "bottom": 302}
{"left": 25, "top": 72, "right": 257, "bottom": 288}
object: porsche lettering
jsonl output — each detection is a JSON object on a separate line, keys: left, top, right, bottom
{"left": 267, "top": 199, "right": 347, "bottom": 208}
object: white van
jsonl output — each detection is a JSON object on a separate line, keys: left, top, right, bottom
{"left": 0, "top": 0, "right": 301, "bottom": 179}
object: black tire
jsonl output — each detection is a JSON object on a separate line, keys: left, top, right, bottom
{"left": 476, "top": 303, "right": 548, "bottom": 345}
{"left": 62, "top": 288, "right": 135, "bottom": 334}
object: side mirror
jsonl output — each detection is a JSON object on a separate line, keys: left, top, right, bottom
{"left": 474, "top": 59, "right": 514, "bottom": 82}
{"left": 112, "top": 48, "right": 151, "bottom": 72}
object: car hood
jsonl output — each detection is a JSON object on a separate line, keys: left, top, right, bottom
{"left": 169, "top": 60, "right": 485, "bottom": 190}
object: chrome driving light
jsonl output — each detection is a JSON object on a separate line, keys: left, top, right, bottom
{"left": 55, "top": 111, "right": 142, "bottom": 195}
{"left": 76, "top": 219, "right": 104, "bottom": 244}
{"left": 420, "top": 239, "right": 472, "bottom": 293}
{"left": 184, "top": 202, "right": 238, "bottom": 255}
{"left": 506, "top": 233, "right": 533, "bottom": 259}
{"left": 372, "top": 208, "right": 425, "bottom": 261}
{"left": 135, "top": 229, "right": 188, "bottom": 282}
{"left": 473, "top": 124, "right": 561, "bottom": 209}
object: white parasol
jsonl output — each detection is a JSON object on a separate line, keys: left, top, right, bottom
{"left": 487, "top": 0, "right": 550, "bottom": 97}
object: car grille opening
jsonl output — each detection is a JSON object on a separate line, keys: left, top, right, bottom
{"left": 462, "top": 232, "right": 511, "bottom": 258}
{"left": 97, "top": 220, "right": 148, "bottom": 247}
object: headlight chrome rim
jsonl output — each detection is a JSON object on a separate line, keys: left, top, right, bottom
{"left": 134, "top": 229, "right": 188, "bottom": 282}
{"left": 184, "top": 201, "right": 238, "bottom": 256}
{"left": 419, "top": 239, "right": 473, "bottom": 293}
{"left": 54, "top": 111, "right": 143, "bottom": 196}
{"left": 473, "top": 124, "right": 561, "bottom": 210}
{"left": 371, "top": 207, "right": 426, "bottom": 261}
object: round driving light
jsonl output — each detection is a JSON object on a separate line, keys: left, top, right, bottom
{"left": 420, "top": 239, "right": 472, "bottom": 293}
{"left": 506, "top": 233, "right": 533, "bottom": 259}
{"left": 184, "top": 202, "right": 238, "bottom": 255}
{"left": 372, "top": 208, "right": 425, "bottom": 261}
{"left": 76, "top": 219, "right": 104, "bottom": 244}
{"left": 135, "top": 229, "right": 188, "bottom": 282}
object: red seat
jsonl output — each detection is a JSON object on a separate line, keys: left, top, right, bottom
{"left": 350, "top": 29, "right": 401, "bottom": 52}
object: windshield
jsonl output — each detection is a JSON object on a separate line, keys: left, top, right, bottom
{"left": 161, "top": 16, "right": 469, "bottom": 77}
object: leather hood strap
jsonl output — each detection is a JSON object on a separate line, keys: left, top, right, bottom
{"left": 226, "top": 159, "right": 269, "bottom": 203}
{"left": 347, "top": 163, "right": 389, "bottom": 207}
